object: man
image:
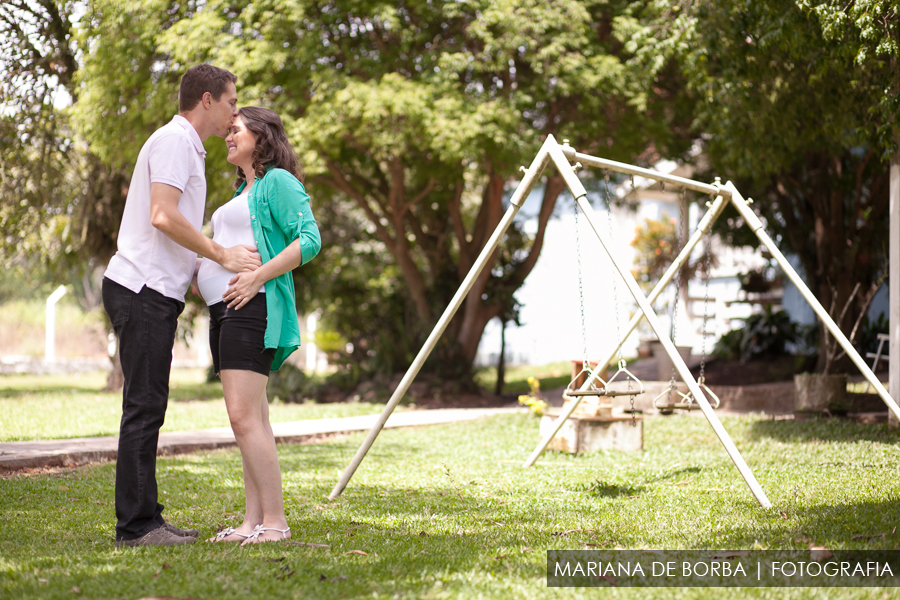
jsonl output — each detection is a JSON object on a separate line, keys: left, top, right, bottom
{"left": 102, "top": 64, "right": 261, "bottom": 547}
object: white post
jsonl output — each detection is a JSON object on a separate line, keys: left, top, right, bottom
{"left": 195, "top": 315, "right": 211, "bottom": 367}
{"left": 45, "top": 285, "right": 67, "bottom": 362}
{"left": 890, "top": 151, "right": 899, "bottom": 428}
{"left": 306, "top": 314, "right": 318, "bottom": 372}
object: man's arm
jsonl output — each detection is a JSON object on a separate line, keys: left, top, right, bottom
{"left": 149, "top": 182, "right": 261, "bottom": 272}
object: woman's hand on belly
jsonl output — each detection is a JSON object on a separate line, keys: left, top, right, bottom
{"left": 224, "top": 269, "right": 265, "bottom": 310}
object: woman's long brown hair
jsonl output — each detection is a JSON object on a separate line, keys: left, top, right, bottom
{"left": 233, "top": 106, "right": 304, "bottom": 189}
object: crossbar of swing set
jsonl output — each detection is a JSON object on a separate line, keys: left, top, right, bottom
{"left": 328, "top": 135, "right": 900, "bottom": 505}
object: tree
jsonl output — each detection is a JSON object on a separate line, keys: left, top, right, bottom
{"left": 1, "top": 0, "right": 81, "bottom": 275}
{"left": 631, "top": 0, "right": 898, "bottom": 373}
{"left": 1, "top": 1, "right": 150, "bottom": 389}
{"left": 72, "top": 0, "right": 693, "bottom": 382}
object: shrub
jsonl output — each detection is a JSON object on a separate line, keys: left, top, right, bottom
{"left": 714, "top": 307, "right": 800, "bottom": 361}
{"left": 265, "top": 363, "right": 361, "bottom": 404}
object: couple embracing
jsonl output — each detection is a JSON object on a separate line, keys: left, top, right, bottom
{"left": 102, "top": 64, "right": 321, "bottom": 547}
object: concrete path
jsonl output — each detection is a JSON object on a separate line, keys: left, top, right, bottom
{"left": 0, "top": 407, "right": 522, "bottom": 474}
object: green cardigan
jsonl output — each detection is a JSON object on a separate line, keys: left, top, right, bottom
{"left": 236, "top": 168, "right": 321, "bottom": 370}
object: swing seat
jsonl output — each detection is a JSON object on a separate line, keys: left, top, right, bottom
{"left": 564, "top": 388, "right": 642, "bottom": 398}
{"left": 653, "top": 378, "right": 720, "bottom": 413}
{"left": 563, "top": 359, "right": 644, "bottom": 400}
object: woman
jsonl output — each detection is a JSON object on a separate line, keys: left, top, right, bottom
{"left": 196, "top": 106, "right": 321, "bottom": 544}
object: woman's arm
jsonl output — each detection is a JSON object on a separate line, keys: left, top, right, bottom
{"left": 222, "top": 239, "right": 301, "bottom": 309}
{"left": 268, "top": 171, "right": 322, "bottom": 267}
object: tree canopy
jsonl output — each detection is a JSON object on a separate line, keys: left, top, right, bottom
{"left": 631, "top": 0, "right": 898, "bottom": 371}
{"left": 72, "top": 0, "right": 692, "bottom": 378}
{"left": 0, "top": 0, "right": 131, "bottom": 294}
{"left": 7, "top": 0, "right": 891, "bottom": 379}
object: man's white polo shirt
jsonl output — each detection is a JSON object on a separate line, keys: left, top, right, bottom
{"left": 104, "top": 115, "right": 207, "bottom": 302}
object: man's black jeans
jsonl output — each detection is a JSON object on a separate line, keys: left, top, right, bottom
{"left": 102, "top": 278, "right": 184, "bottom": 541}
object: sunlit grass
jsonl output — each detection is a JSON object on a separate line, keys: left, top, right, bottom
{"left": 846, "top": 380, "right": 889, "bottom": 394}
{"left": 0, "top": 369, "right": 393, "bottom": 442}
{"left": 476, "top": 360, "right": 574, "bottom": 395}
{"left": 1, "top": 412, "right": 898, "bottom": 598}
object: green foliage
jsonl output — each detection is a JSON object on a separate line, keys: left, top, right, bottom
{"left": 630, "top": 0, "right": 896, "bottom": 372}
{"left": 714, "top": 307, "right": 800, "bottom": 361}
{"left": 66, "top": 0, "right": 695, "bottom": 382}
{"left": 265, "top": 363, "right": 361, "bottom": 404}
{"left": 631, "top": 0, "right": 899, "bottom": 170}
{"left": 0, "top": 1, "right": 131, "bottom": 282}
{"left": 630, "top": 216, "right": 677, "bottom": 292}
{"left": 73, "top": 0, "right": 237, "bottom": 209}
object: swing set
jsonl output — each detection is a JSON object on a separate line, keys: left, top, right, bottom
{"left": 328, "top": 135, "right": 900, "bottom": 509}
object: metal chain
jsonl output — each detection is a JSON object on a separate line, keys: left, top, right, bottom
{"left": 603, "top": 172, "right": 624, "bottom": 362}
{"left": 574, "top": 200, "right": 589, "bottom": 368}
{"left": 604, "top": 172, "right": 636, "bottom": 427}
{"left": 698, "top": 239, "right": 712, "bottom": 384}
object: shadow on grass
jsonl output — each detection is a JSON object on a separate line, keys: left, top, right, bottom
{"left": 0, "top": 381, "right": 223, "bottom": 402}
{"left": 0, "top": 388, "right": 38, "bottom": 399}
{"left": 572, "top": 482, "right": 646, "bottom": 498}
{"left": 749, "top": 417, "right": 900, "bottom": 444}
{"left": 568, "top": 467, "right": 703, "bottom": 499}
{"left": 0, "top": 385, "right": 102, "bottom": 399}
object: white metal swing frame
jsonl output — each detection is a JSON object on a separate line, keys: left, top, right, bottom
{"left": 328, "top": 135, "right": 900, "bottom": 509}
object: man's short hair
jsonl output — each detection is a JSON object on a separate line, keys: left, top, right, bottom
{"left": 178, "top": 64, "right": 237, "bottom": 112}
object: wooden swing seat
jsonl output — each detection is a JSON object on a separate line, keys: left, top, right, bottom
{"left": 564, "top": 388, "right": 642, "bottom": 398}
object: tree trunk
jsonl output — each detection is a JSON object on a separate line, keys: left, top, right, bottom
{"left": 104, "top": 333, "right": 124, "bottom": 392}
{"left": 453, "top": 175, "right": 565, "bottom": 366}
{"left": 495, "top": 318, "right": 507, "bottom": 395}
{"left": 772, "top": 151, "right": 889, "bottom": 374}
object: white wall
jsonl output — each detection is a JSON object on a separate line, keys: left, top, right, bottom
{"left": 476, "top": 193, "right": 641, "bottom": 367}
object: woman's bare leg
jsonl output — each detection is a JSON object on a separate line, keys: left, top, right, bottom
{"left": 214, "top": 369, "right": 290, "bottom": 544}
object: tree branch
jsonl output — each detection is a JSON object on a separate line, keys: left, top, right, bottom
{"left": 322, "top": 161, "right": 393, "bottom": 245}
{"left": 510, "top": 174, "right": 565, "bottom": 285}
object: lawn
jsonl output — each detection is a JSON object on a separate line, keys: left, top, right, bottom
{"left": 476, "top": 361, "right": 574, "bottom": 395}
{"left": 0, "top": 369, "right": 396, "bottom": 442}
{"left": 1, "top": 408, "right": 898, "bottom": 599}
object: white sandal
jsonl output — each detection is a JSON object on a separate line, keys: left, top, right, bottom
{"left": 210, "top": 526, "right": 256, "bottom": 542}
{"left": 245, "top": 524, "right": 291, "bottom": 542}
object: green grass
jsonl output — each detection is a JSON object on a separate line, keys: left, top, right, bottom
{"left": 1, "top": 412, "right": 898, "bottom": 599}
{"left": 476, "top": 361, "right": 574, "bottom": 395}
{"left": 0, "top": 369, "right": 394, "bottom": 442}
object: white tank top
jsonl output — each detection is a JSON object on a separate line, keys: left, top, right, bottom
{"left": 197, "top": 189, "right": 265, "bottom": 305}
